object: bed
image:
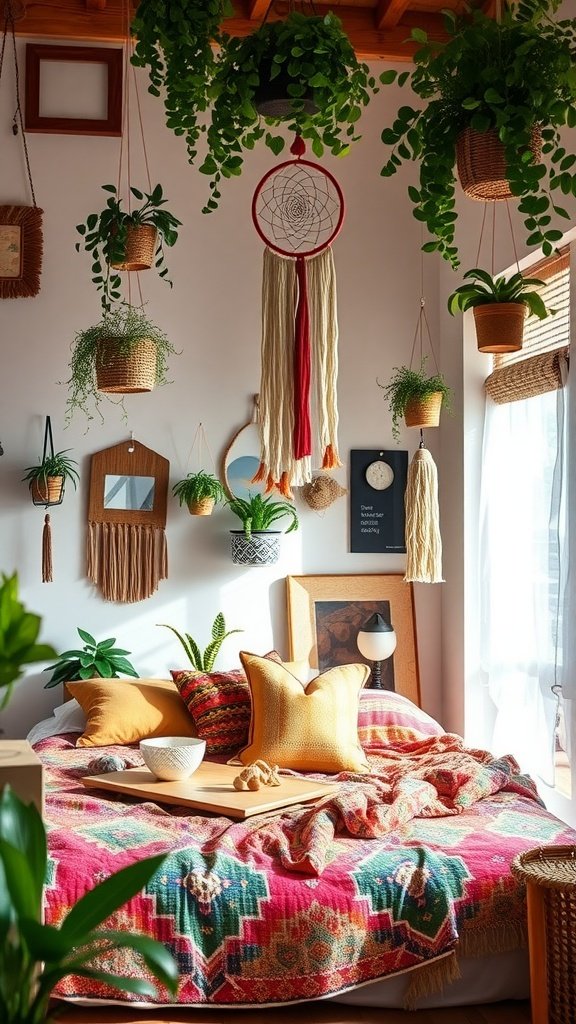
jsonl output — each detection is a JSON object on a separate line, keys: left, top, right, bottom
{"left": 28, "top": 670, "right": 576, "bottom": 1019}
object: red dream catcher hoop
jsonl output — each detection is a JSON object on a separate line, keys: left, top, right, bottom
{"left": 251, "top": 136, "right": 345, "bottom": 496}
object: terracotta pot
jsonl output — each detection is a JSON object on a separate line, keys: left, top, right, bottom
{"left": 473, "top": 303, "right": 526, "bottom": 354}
{"left": 110, "top": 224, "right": 157, "bottom": 271}
{"left": 404, "top": 392, "right": 443, "bottom": 429}
{"left": 96, "top": 337, "right": 157, "bottom": 394}
{"left": 456, "top": 126, "right": 542, "bottom": 202}
{"left": 31, "top": 475, "right": 64, "bottom": 505}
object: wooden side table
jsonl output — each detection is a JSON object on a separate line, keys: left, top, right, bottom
{"left": 0, "top": 738, "right": 44, "bottom": 814}
{"left": 512, "top": 845, "right": 576, "bottom": 1024}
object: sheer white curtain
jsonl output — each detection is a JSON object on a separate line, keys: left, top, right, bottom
{"left": 479, "top": 385, "right": 566, "bottom": 785}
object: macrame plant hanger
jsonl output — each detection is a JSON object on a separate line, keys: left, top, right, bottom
{"left": 0, "top": 0, "right": 43, "bottom": 299}
{"left": 184, "top": 423, "right": 219, "bottom": 515}
{"left": 404, "top": 248, "right": 444, "bottom": 584}
{"left": 251, "top": 129, "right": 345, "bottom": 497}
{"left": 31, "top": 416, "right": 63, "bottom": 584}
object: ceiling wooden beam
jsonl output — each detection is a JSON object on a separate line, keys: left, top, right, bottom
{"left": 247, "top": 0, "right": 270, "bottom": 19}
{"left": 85, "top": 0, "right": 107, "bottom": 10}
{"left": 376, "top": 0, "right": 412, "bottom": 31}
{"left": 15, "top": 1, "right": 445, "bottom": 61}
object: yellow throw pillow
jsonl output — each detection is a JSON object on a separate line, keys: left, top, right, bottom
{"left": 236, "top": 652, "right": 370, "bottom": 773}
{"left": 66, "top": 678, "right": 198, "bottom": 748}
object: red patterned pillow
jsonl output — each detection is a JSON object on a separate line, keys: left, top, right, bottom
{"left": 171, "top": 669, "right": 251, "bottom": 756}
{"left": 357, "top": 690, "right": 444, "bottom": 753}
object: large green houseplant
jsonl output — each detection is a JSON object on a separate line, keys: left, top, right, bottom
{"left": 378, "top": 361, "right": 452, "bottom": 441}
{"left": 65, "top": 304, "right": 178, "bottom": 424}
{"left": 380, "top": 0, "right": 576, "bottom": 268}
{"left": 22, "top": 450, "right": 79, "bottom": 506}
{"left": 0, "top": 785, "right": 178, "bottom": 1024}
{"left": 448, "top": 267, "right": 554, "bottom": 352}
{"left": 43, "top": 628, "right": 139, "bottom": 688}
{"left": 76, "top": 184, "right": 181, "bottom": 311}
{"left": 0, "top": 573, "right": 56, "bottom": 710}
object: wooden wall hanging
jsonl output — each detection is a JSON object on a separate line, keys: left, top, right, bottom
{"left": 86, "top": 439, "right": 169, "bottom": 603}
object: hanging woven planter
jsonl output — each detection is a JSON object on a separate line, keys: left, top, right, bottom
{"left": 110, "top": 224, "right": 158, "bottom": 271}
{"left": 96, "top": 337, "right": 157, "bottom": 393}
{"left": 404, "top": 391, "right": 444, "bottom": 430}
{"left": 473, "top": 302, "right": 526, "bottom": 354}
{"left": 30, "top": 475, "right": 64, "bottom": 506}
{"left": 188, "top": 497, "right": 215, "bottom": 516}
{"left": 230, "top": 530, "right": 281, "bottom": 566}
{"left": 456, "top": 127, "right": 542, "bottom": 202}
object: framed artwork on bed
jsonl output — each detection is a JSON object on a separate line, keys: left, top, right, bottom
{"left": 286, "top": 574, "right": 420, "bottom": 705}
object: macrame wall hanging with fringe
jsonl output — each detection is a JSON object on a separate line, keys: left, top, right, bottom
{"left": 0, "top": 0, "right": 43, "bottom": 298}
{"left": 251, "top": 135, "right": 345, "bottom": 497}
{"left": 403, "top": 262, "right": 444, "bottom": 585}
{"left": 86, "top": 438, "right": 169, "bottom": 603}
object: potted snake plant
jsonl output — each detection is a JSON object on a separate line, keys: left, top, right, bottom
{"left": 448, "top": 268, "right": 554, "bottom": 353}
{"left": 226, "top": 492, "right": 299, "bottom": 566}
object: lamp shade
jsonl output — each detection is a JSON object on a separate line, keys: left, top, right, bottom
{"left": 356, "top": 612, "right": 397, "bottom": 663}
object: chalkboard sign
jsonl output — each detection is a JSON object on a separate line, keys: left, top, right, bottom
{"left": 350, "top": 449, "right": 407, "bottom": 553}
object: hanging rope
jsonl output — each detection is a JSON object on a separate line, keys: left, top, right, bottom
{"left": 1, "top": 1, "right": 38, "bottom": 206}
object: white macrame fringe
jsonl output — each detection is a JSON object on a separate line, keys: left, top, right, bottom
{"left": 258, "top": 247, "right": 340, "bottom": 490}
{"left": 404, "top": 447, "right": 444, "bottom": 584}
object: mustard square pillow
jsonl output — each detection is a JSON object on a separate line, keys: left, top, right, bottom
{"left": 66, "top": 678, "right": 198, "bottom": 747}
{"left": 236, "top": 652, "right": 370, "bottom": 773}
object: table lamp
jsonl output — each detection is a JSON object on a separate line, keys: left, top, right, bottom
{"left": 356, "top": 612, "right": 397, "bottom": 689}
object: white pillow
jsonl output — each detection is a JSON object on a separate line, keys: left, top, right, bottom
{"left": 27, "top": 699, "right": 87, "bottom": 746}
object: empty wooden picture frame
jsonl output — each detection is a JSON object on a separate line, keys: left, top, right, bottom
{"left": 0, "top": 206, "right": 43, "bottom": 299}
{"left": 25, "top": 44, "right": 123, "bottom": 136}
{"left": 286, "top": 574, "right": 420, "bottom": 705}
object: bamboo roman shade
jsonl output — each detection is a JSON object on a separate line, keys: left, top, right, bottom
{"left": 484, "top": 246, "right": 570, "bottom": 404}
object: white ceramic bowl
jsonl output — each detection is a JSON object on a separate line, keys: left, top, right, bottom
{"left": 139, "top": 736, "right": 206, "bottom": 781}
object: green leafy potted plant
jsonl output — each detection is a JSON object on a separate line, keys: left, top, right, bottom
{"left": 130, "top": 0, "right": 232, "bottom": 166}
{"left": 22, "top": 449, "right": 79, "bottom": 506}
{"left": 378, "top": 360, "right": 452, "bottom": 441}
{"left": 158, "top": 612, "right": 242, "bottom": 672}
{"left": 380, "top": 0, "right": 576, "bottom": 268}
{"left": 448, "top": 268, "right": 554, "bottom": 353}
{"left": 43, "top": 628, "right": 139, "bottom": 689}
{"left": 0, "top": 572, "right": 56, "bottom": 711}
{"left": 227, "top": 492, "right": 299, "bottom": 566}
{"left": 0, "top": 785, "right": 178, "bottom": 1024}
{"left": 65, "top": 303, "right": 178, "bottom": 425}
{"left": 172, "top": 470, "right": 225, "bottom": 516}
{"left": 76, "top": 184, "right": 181, "bottom": 311}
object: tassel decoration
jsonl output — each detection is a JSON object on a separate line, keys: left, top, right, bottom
{"left": 42, "top": 513, "right": 53, "bottom": 583}
{"left": 404, "top": 446, "right": 444, "bottom": 584}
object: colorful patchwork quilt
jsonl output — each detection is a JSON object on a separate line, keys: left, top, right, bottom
{"left": 35, "top": 733, "right": 576, "bottom": 1008}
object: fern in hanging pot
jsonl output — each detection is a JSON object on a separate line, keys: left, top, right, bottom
{"left": 379, "top": 0, "right": 576, "bottom": 269}
{"left": 447, "top": 268, "right": 554, "bottom": 353}
{"left": 172, "top": 471, "right": 226, "bottom": 517}
{"left": 76, "top": 184, "right": 181, "bottom": 311}
{"left": 378, "top": 360, "right": 452, "bottom": 441}
{"left": 65, "top": 303, "right": 179, "bottom": 425}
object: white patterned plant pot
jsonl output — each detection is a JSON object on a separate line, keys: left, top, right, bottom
{"left": 230, "top": 530, "right": 281, "bottom": 566}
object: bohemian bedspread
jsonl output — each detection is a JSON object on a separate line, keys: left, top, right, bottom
{"left": 35, "top": 732, "right": 576, "bottom": 1007}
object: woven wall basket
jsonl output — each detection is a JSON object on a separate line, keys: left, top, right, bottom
{"left": 31, "top": 476, "right": 64, "bottom": 505}
{"left": 230, "top": 530, "right": 281, "bottom": 566}
{"left": 96, "top": 337, "right": 157, "bottom": 393}
{"left": 188, "top": 497, "right": 215, "bottom": 516}
{"left": 110, "top": 224, "right": 157, "bottom": 271}
{"left": 404, "top": 391, "right": 443, "bottom": 429}
{"left": 473, "top": 303, "right": 526, "bottom": 354}
{"left": 456, "top": 126, "right": 542, "bottom": 201}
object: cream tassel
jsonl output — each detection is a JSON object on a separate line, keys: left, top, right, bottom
{"left": 404, "top": 446, "right": 444, "bottom": 583}
{"left": 42, "top": 514, "right": 53, "bottom": 583}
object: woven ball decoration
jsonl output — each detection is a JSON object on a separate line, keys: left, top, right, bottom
{"left": 301, "top": 475, "right": 347, "bottom": 511}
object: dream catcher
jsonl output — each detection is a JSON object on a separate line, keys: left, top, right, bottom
{"left": 251, "top": 135, "right": 345, "bottom": 496}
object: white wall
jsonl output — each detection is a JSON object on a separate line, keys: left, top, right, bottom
{"left": 0, "top": 46, "right": 443, "bottom": 738}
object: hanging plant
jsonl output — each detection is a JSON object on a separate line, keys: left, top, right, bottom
{"left": 447, "top": 268, "right": 554, "bottom": 353}
{"left": 378, "top": 361, "right": 452, "bottom": 441}
{"left": 172, "top": 470, "right": 226, "bottom": 516}
{"left": 379, "top": 0, "right": 576, "bottom": 268}
{"left": 22, "top": 449, "right": 79, "bottom": 506}
{"left": 130, "top": 0, "right": 233, "bottom": 165}
{"left": 76, "top": 184, "right": 181, "bottom": 311}
{"left": 65, "top": 303, "right": 179, "bottom": 424}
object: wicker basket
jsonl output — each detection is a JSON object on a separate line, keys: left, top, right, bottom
{"left": 31, "top": 476, "right": 64, "bottom": 505}
{"left": 473, "top": 303, "right": 526, "bottom": 354}
{"left": 96, "top": 337, "right": 157, "bottom": 394}
{"left": 512, "top": 845, "right": 576, "bottom": 1024}
{"left": 188, "top": 497, "right": 215, "bottom": 516}
{"left": 456, "top": 126, "right": 542, "bottom": 201}
{"left": 404, "top": 392, "right": 443, "bottom": 429}
{"left": 110, "top": 225, "right": 157, "bottom": 271}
